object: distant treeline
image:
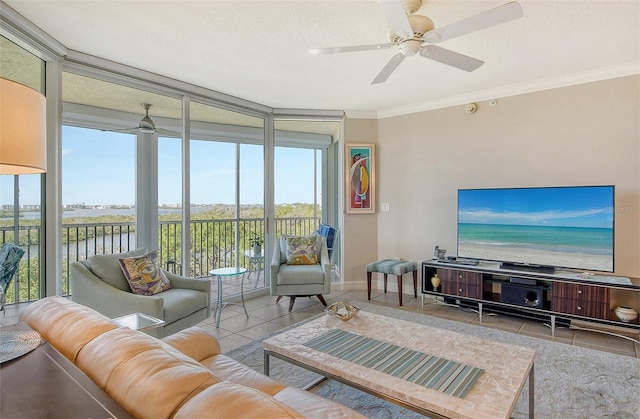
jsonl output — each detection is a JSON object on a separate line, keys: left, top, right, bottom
{"left": 0, "top": 203, "right": 319, "bottom": 246}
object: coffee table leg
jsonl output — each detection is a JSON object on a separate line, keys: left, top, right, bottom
{"left": 529, "top": 362, "right": 535, "bottom": 418}
{"left": 264, "top": 351, "right": 270, "bottom": 376}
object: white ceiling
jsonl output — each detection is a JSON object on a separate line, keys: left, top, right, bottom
{"left": 5, "top": 0, "right": 640, "bottom": 118}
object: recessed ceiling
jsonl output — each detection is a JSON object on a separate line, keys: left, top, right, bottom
{"left": 5, "top": 0, "right": 640, "bottom": 118}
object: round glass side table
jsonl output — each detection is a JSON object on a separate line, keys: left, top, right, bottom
{"left": 209, "top": 267, "right": 249, "bottom": 328}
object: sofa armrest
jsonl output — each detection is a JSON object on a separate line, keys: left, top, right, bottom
{"left": 162, "top": 326, "right": 222, "bottom": 361}
{"left": 165, "top": 271, "right": 211, "bottom": 294}
{"left": 70, "top": 262, "right": 164, "bottom": 319}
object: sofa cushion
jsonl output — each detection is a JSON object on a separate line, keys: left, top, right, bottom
{"left": 76, "top": 327, "right": 220, "bottom": 419}
{"left": 118, "top": 250, "right": 172, "bottom": 295}
{"left": 88, "top": 248, "right": 147, "bottom": 291}
{"left": 161, "top": 288, "right": 209, "bottom": 324}
{"left": 19, "top": 296, "right": 118, "bottom": 363}
{"left": 174, "top": 382, "right": 304, "bottom": 419}
{"left": 199, "top": 354, "right": 286, "bottom": 396}
{"left": 162, "top": 326, "right": 222, "bottom": 361}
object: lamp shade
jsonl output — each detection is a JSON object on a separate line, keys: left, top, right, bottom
{"left": 0, "top": 78, "right": 46, "bottom": 174}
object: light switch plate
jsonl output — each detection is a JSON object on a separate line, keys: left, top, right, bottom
{"left": 382, "top": 202, "right": 390, "bottom": 212}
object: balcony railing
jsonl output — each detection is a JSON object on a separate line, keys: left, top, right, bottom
{"left": 0, "top": 216, "right": 320, "bottom": 306}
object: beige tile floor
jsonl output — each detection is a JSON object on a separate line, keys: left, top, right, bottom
{"left": 2, "top": 286, "right": 639, "bottom": 358}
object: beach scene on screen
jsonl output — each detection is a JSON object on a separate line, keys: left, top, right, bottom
{"left": 457, "top": 186, "right": 614, "bottom": 272}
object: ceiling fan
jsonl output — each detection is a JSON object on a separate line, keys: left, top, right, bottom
{"left": 310, "top": 0, "right": 524, "bottom": 84}
{"left": 106, "top": 103, "right": 178, "bottom": 136}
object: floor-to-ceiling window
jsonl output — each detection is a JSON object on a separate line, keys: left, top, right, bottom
{"left": 0, "top": 35, "right": 46, "bottom": 303}
{"left": 189, "top": 100, "right": 266, "bottom": 296}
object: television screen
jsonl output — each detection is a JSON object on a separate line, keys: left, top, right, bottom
{"left": 457, "top": 186, "right": 614, "bottom": 272}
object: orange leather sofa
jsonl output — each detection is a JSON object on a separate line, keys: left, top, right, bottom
{"left": 20, "top": 296, "right": 364, "bottom": 418}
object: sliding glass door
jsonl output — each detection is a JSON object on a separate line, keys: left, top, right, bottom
{"left": 273, "top": 118, "right": 341, "bottom": 281}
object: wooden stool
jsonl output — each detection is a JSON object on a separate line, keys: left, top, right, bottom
{"left": 366, "top": 259, "right": 418, "bottom": 306}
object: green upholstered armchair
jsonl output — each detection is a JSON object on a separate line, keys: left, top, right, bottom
{"left": 270, "top": 235, "right": 331, "bottom": 312}
{"left": 70, "top": 248, "right": 210, "bottom": 337}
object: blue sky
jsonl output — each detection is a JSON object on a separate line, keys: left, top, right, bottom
{"left": 458, "top": 186, "right": 615, "bottom": 228}
{"left": 0, "top": 126, "right": 319, "bottom": 206}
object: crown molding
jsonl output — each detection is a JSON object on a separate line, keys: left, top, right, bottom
{"left": 348, "top": 62, "right": 640, "bottom": 120}
{"left": 344, "top": 110, "right": 378, "bottom": 119}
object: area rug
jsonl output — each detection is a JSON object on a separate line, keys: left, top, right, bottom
{"left": 224, "top": 301, "right": 640, "bottom": 418}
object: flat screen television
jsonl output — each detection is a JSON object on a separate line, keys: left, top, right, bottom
{"left": 457, "top": 185, "right": 614, "bottom": 273}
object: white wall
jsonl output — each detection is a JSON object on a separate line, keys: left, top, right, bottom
{"left": 343, "top": 75, "right": 640, "bottom": 293}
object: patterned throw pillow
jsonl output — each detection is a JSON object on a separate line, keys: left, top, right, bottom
{"left": 285, "top": 236, "right": 318, "bottom": 265}
{"left": 118, "top": 250, "right": 172, "bottom": 295}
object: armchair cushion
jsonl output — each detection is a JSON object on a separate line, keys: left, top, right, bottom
{"left": 284, "top": 236, "right": 318, "bottom": 265}
{"left": 89, "top": 248, "right": 148, "bottom": 291}
{"left": 161, "top": 288, "right": 209, "bottom": 324}
{"left": 118, "top": 250, "right": 172, "bottom": 295}
{"left": 276, "top": 264, "right": 326, "bottom": 286}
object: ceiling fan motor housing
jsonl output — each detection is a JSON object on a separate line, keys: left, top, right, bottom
{"left": 139, "top": 103, "right": 156, "bottom": 133}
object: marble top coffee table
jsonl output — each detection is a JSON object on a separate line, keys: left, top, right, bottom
{"left": 263, "top": 310, "right": 535, "bottom": 419}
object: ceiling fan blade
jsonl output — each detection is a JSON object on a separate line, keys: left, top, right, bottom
{"left": 419, "top": 45, "right": 484, "bottom": 72}
{"left": 155, "top": 128, "right": 180, "bottom": 137}
{"left": 371, "top": 53, "right": 406, "bottom": 84}
{"left": 377, "top": 0, "right": 413, "bottom": 39}
{"left": 423, "top": 1, "right": 523, "bottom": 44}
{"left": 101, "top": 127, "right": 138, "bottom": 134}
{"left": 310, "top": 43, "right": 395, "bottom": 55}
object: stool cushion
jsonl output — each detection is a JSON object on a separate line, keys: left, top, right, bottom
{"left": 366, "top": 259, "right": 417, "bottom": 275}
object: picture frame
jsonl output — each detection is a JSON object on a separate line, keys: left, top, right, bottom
{"left": 345, "top": 143, "right": 375, "bottom": 214}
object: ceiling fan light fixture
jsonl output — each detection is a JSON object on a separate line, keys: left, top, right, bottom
{"left": 401, "top": 0, "right": 423, "bottom": 15}
{"left": 408, "top": 14, "right": 434, "bottom": 38}
{"left": 399, "top": 40, "right": 421, "bottom": 56}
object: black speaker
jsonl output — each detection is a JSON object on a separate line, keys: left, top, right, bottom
{"left": 501, "top": 282, "right": 545, "bottom": 308}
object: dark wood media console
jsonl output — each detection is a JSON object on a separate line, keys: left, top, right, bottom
{"left": 422, "top": 260, "right": 640, "bottom": 343}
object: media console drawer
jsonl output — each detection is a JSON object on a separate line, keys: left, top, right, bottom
{"left": 440, "top": 269, "right": 482, "bottom": 299}
{"left": 551, "top": 282, "right": 610, "bottom": 319}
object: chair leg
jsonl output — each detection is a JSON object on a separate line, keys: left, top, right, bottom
{"left": 384, "top": 273, "right": 388, "bottom": 293}
{"left": 288, "top": 297, "right": 296, "bottom": 312}
{"left": 413, "top": 270, "right": 418, "bottom": 298}
{"left": 367, "top": 272, "right": 372, "bottom": 300}
{"left": 276, "top": 295, "right": 283, "bottom": 303}
{"left": 397, "top": 275, "right": 403, "bottom": 306}
{"left": 316, "top": 294, "right": 328, "bottom": 307}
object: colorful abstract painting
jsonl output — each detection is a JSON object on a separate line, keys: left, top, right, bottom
{"left": 346, "top": 144, "right": 375, "bottom": 214}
